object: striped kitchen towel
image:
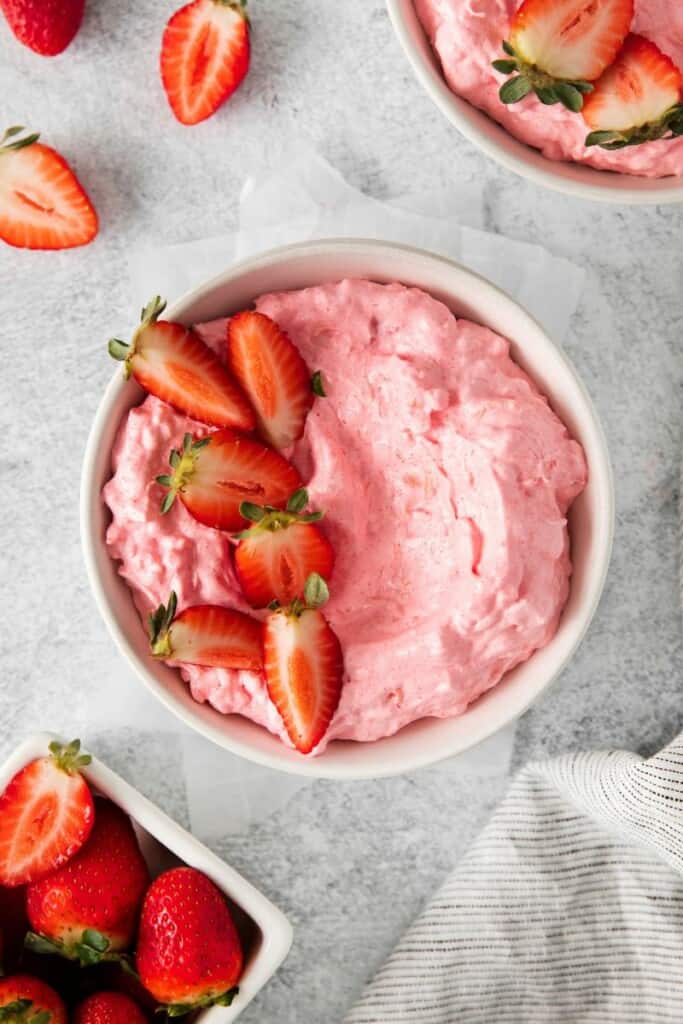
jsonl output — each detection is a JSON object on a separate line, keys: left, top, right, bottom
{"left": 345, "top": 737, "right": 683, "bottom": 1023}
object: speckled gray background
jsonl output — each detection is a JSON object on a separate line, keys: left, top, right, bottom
{"left": 1, "top": 1, "right": 682, "bottom": 1020}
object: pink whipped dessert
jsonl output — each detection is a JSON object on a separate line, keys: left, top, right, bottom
{"left": 104, "top": 279, "right": 587, "bottom": 753}
{"left": 414, "top": 0, "right": 683, "bottom": 177}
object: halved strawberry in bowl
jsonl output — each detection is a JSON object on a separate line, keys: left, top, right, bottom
{"left": 264, "top": 574, "right": 344, "bottom": 755}
{"left": 234, "top": 487, "right": 335, "bottom": 608}
{"left": 149, "top": 591, "right": 264, "bottom": 670}
{"left": 0, "top": 738, "right": 94, "bottom": 888}
{"left": 156, "top": 428, "right": 302, "bottom": 531}
{"left": 109, "top": 297, "right": 256, "bottom": 432}
{"left": 227, "top": 310, "right": 323, "bottom": 450}
{"left": 161, "top": 0, "right": 250, "bottom": 126}
{"left": 0, "top": 126, "right": 98, "bottom": 250}
{"left": 493, "top": 0, "right": 634, "bottom": 111}
{"left": 583, "top": 34, "right": 683, "bottom": 149}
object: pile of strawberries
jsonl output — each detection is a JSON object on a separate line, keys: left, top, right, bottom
{"left": 493, "top": 0, "right": 683, "bottom": 150}
{"left": 0, "top": 0, "right": 252, "bottom": 249}
{"left": 0, "top": 739, "right": 244, "bottom": 1021}
{"left": 109, "top": 296, "right": 344, "bottom": 755}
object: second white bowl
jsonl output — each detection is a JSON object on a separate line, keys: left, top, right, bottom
{"left": 386, "top": 0, "right": 683, "bottom": 205}
{"left": 81, "top": 239, "right": 614, "bottom": 779}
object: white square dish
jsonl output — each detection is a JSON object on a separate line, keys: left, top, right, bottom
{"left": 0, "top": 732, "right": 293, "bottom": 1022}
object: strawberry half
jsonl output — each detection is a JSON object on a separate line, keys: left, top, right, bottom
{"left": 263, "top": 574, "right": 344, "bottom": 754}
{"left": 156, "top": 428, "right": 302, "bottom": 530}
{"left": 74, "top": 991, "right": 148, "bottom": 1024}
{"left": 0, "top": 126, "right": 97, "bottom": 249}
{"left": 0, "top": 975, "right": 67, "bottom": 1024}
{"left": 109, "top": 297, "right": 255, "bottom": 432}
{"left": 136, "top": 866, "right": 243, "bottom": 1013}
{"left": 161, "top": 0, "right": 250, "bottom": 126}
{"left": 234, "top": 487, "right": 335, "bottom": 608}
{"left": 583, "top": 34, "right": 683, "bottom": 149}
{"left": 227, "top": 310, "right": 322, "bottom": 449}
{"left": 25, "top": 798, "right": 150, "bottom": 966}
{"left": 149, "top": 591, "right": 264, "bottom": 669}
{"left": 0, "top": 739, "right": 94, "bottom": 888}
{"left": 493, "top": 0, "right": 633, "bottom": 110}
{"left": 0, "top": 0, "right": 85, "bottom": 56}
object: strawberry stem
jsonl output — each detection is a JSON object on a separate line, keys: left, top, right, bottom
{"left": 0, "top": 126, "right": 40, "bottom": 154}
{"left": 234, "top": 489, "right": 324, "bottom": 539}
{"left": 162, "top": 986, "right": 239, "bottom": 1017}
{"left": 0, "top": 1001, "right": 51, "bottom": 1024}
{"left": 149, "top": 592, "right": 178, "bottom": 657}
{"left": 25, "top": 928, "right": 120, "bottom": 969}
{"left": 493, "top": 43, "right": 592, "bottom": 111}
{"left": 156, "top": 433, "right": 211, "bottom": 515}
{"left": 585, "top": 104, "right": 683, "bottom": 149}
{"left": 108, "top": 296, "right": 167, "bottom": 377}
{"left": 48, "top": 738, "right": 91, "bottom": 774}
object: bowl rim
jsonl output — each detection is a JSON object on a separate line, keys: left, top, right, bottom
{"left": 81, "top": 237, "right": 615, "bottom": 780}
{"left": 385, "top": 0, "right": 683, "bottom": 205}
{"left": 0, "top": 732, "right": 293, "bottom": 1023}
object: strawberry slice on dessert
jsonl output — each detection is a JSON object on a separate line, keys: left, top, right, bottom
{"left": 227, "top": 310, "right": 323, "bottom": 450}
{"left": 583, "top": 34, "right": 683, "bottom": 149}
{"left": 0, "top": 126, "right": 98, "bottom": 249}
{"left": 149, "top": 591, "right": 264, "bottom": 669}
{"left": 156, "top": 428, "right": 302, "bottom": 530}
{"left": 161, "top": 0, "right": 250, "bottom": 126}
{"left": 263, "top": 573, "right": 344, "bottom": 754}
{"left": 234, "top": 487, "right": 335, "bottom": 608}
{"left": 0, "top": 739, "right": 94, "bottom": 888}
{"left": 109, "top": 297, "right": 256, "bottom": 432}
{"left": 493, "top": 0, "right": 634, "bottom": 111}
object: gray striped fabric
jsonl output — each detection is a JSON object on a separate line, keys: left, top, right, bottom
{"left": 346, "top": 740, "right": 683, "bottom": 1023}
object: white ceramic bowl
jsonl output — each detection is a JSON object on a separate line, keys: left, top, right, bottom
{"left": 386, "top": 0, "right": 683, "bottom": 205}
{"left": 81, "top": 238, "right": 614, "bottom": 780}
{"left": 0, "top": 733, "right": 292, "bottom": 1022}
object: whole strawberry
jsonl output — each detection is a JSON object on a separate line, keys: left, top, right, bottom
{"left": 0, "top": 974, "right": 67, "bottom": 1024}
{"left": 136, "top": 866, "right": 243, "bottom": 1014}
{"left": 74, "top": 991, "right": 148, "bottom": 1024}
{"left": 0, "top": 0, "right": 85, "bottom": 55}
{"left": 25, "top": 799, "right": 150, "bottom": 966}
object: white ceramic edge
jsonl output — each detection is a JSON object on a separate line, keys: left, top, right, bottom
{"left": 385, "top": 0, "right": 683, "bottom": 205}
{"left": 80, "top": 238, "right": 614, "bottom": 781}
{"left": 0, "top": 733, "right": 293, "bottom": 1023}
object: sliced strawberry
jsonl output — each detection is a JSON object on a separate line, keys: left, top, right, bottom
{"left": 0, "top": 126, "right": 97, "bottom": 249}
{"left": 0, "top": 739, "right": 94, "bottom": 888}
{"left": 149, "top": 591, "right": 264, "bottom": 669}
{"left": 227, "top": 311, "right": 319, "bottom": 449}
{"left": 493, "top": 0, "right": 633, "bottom": 110}
{"left": 156, "top": 428, "right": 302, "bottom": 531}
{"left": 234, "top": 487, "right": 335, "bottom": 608}
{"left": 161, "top": 0, "right": 250, "bottom": 126}
{"left": 263, "top": 574, "right": 343, "bottom": 754}
{"left": 583, "top": 34, "right": 683, "bottom": 149}
{"left": 109, "top": 297, "right": 255, "bottom": 432}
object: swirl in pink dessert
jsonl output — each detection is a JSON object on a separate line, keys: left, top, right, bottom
{"left": 413, "top": 0, "right": 683, "bottom": 177}
{"left": 104, "top": 280, "right": 587, "bottom": 753}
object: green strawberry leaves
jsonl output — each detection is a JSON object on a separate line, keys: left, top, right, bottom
{"left": 585, "top": 103, "right": 683, "bottom": 149}
{"left": 25, "top": 928, "right": 120, "bottom": 968}
{"left": 493, "top": 40, "right": 593, "bottom": 111}
{"left": 162, "top": 986, "right": 239, "bottom": 1017}
{"left": 233, "top": 488, "right": 324, "bottom": 539}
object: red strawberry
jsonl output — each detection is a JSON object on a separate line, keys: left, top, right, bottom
{"left": 234, "top": 487, "right": 335, "bottom": 608}
{"left": 583, "top": 34, "right": 683, "bottom": 148}
{"left": 136, "top": 866, "right": 243, "bottom": 1013}
{"left": 0, "top": 127, "right": 97, "bottom": 250}
{"left": 227, "top": 310, "right": 321, "bottom": 449}
{"left": 25, "top": 798, "right": 150, "bottom": 966}
{"left": 161, "top": 0, "right": 250, "bottom": 126}
{"left": 0, "top": 975, "right": 67, "bottom": 1024}
{"left": 109, "top": 297, "right": 255, "bottom": 432}
{"left": 493, "top": 0, "right": 633, "bottom": 110}
{"left": 0, "top": 0, "right": 85, "bottom": 56}
{"left": 156, "top": 428, "right": 302, "bottom": 531}
{"left": 0, "top": 738, "right": 94, "bottom": 888}
{"left": 148, "top": 591, "right": 263, "bottom": 669}
{"left": 263, "top": 573, "right": 343, "bottom": 754}
{"left": 73, "top": 992, "right": 148, "bottom": 1024}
